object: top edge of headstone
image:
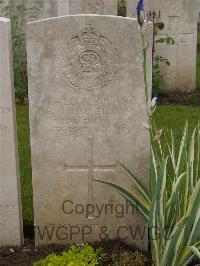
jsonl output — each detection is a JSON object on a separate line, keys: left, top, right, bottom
{"left": 27, "top": 14, "right": 138, "bottom": 25}
{"left": 0, "top": 17, "right": 10, "bottom": 23}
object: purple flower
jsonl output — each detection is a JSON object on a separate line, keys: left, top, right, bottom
{"left": 136, "top": 0, "right": 145, "bottom": 26}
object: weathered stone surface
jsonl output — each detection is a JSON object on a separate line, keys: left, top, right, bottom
{"left": 24, "top": 0, "right": 69, "bottom": 22}
{"left": 0, "top": 0, "right": 68, "bottom": 39}
{"left": 67, "top": 0, "right": 118, "bottom": 15}
{"left": 0, "top": 17, "right": 23, "bottom": 247}
{"left": 27, "top": 15, "right": 152, "bottom": 250}
{"left": 127, "top": 0, "right": 200, "bottom": 91}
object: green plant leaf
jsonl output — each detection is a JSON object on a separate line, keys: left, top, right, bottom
{"left": 161, "top": 217, "right": 188, "bottom": 265}
{"left": 176, "top": 122, "right": 188, "bottom": 177}
{"left": 117, "top": 162, "right": 151, "bottom": 204}
{"left": 188, "top": 246, "right": 200, "bottom": 259}
{"left": 94, "top": 179, "right": 150, "bottom": 221}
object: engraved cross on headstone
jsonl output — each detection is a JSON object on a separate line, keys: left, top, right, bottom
{"left": 64, "top": 138, "right": 116, "bottom": 206}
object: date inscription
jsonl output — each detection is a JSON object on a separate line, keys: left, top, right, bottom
{"left": 47, "top": 96, "right": 134, "bottom": 135}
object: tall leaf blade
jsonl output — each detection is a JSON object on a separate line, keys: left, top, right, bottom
{"left": 188, "top": 246, "right": 200, "bottom": 260}
{"left": 161, "top": 217, "right": 188, "bottom": 265}
{"left": 117, "top": 162, "right": 151, "bottom": 204}
{"left": 94, "top": 179, "right": 150, "bottom": 220}
{"left": 175, "top": 122, "right": 188, "bottom": 178}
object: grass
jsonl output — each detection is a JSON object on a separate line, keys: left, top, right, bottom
{"left": 197, "top": 29, "right": 200, "bottom": 89}
{"left": 198, "top": 26, "right": 200, "bottom": 44}
{"left": 16, "top": 105, "right": 200, "bottom": 222}
{"left": 197, "top": 53, "right": 200, "bottom": 89}
{"left": 16, "top": 105, "right": 33, "bottom": 222}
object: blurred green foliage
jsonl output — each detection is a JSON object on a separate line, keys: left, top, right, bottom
{"left": 118, "top": 0, "right": 126, "bottom": 17}
{"left": 0, "top": 0, "right": 28, "bottom": 103}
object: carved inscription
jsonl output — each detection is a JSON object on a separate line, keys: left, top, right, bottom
{"left": 0, "top": 203, "right": 18, "bottom": 219}
{"left": 168, "top": 16, "right": 179, "bottom": 32}
{"left": 0, "top": 106, "right": 10, "bottom": 133}
{"left": 81, "top": 0, "right": 105, "bottom": 14}
{"left": 60, "top": 24, "right": 119, "bottom": 91}
{"left": 164, "top": 1, "right": 180, "bottom": 15}
{"left": 26, "top": 0, "right": 45, "bottom": 21}
{"left": 179, "top": 33, "right": 194, "bottom": 44}
{"left": 64, "top": 138, "right": 116, "bottom": 207}
{"left": 0, "top": 106, "right": 10, "bottom": 113}
{"left": 47, "top": 96, "right": 133, "bottom": 135}
{"left": 0, "top": 125, "right": 8, "bottom": 132}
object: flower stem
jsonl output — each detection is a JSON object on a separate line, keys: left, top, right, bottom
{"left": 141, "top": 29, "right": 149, "bottom": 105}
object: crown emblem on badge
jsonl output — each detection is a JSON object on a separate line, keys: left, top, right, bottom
{"left": 78, "top": 24, "right": 101, "bottom": 46}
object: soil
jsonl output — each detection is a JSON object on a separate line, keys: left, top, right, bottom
{"left": 158, "top": 90, "right": 200, "bottom": 106}
{"left": 0, "top": 238, "right": 199, "bottom": 266}
{"left": 0, "top": 238, "right": 152, "bottom": 266}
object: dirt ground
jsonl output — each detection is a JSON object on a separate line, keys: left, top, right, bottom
{"left": 0, "top": 238, "right": 152, "bottom": 266}
{"left": 158, "top": 90, "right": 200, "bottom": 106}
{"left": 0, "top": 237, "right": 199, "bottom": 266}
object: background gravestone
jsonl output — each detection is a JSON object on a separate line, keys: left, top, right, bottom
{"left": 27, "top": 15, "right": 152, "bottom": 250}
{"left": 3, "top": 0, "right": 68, "bottom": 30}
{"left": 127, "top": 0, "right": 200, "bottom": 91}
{"left": 0, "top": 17, "right": 23, "bottom": 246}
{"left": 0, "top": 0, "right": 69, "bottom": 103}
{"left": 67, "top": 0, "right": 118, "bottom": 15}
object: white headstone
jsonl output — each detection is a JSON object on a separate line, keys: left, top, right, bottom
{"left": 67, "top": 0, "right": 118, "bottom": 15}
{"left": 0, "top": 17, "right": 23, "bottom": 247}
{"left": 11, "top": 0, "right": 68, "bottom": 28}
{"left": 127, "top": 0, "right": 199, "bottom": 91}
{"left": 27, "top": 15, "right": 152, "bottom": 250}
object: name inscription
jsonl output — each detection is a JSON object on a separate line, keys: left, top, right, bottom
{"left": 47, "top": 96, "right": 134, "bottom": 135}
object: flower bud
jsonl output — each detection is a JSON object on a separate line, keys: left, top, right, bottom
{"left": 136, "top": 0, "right": 145, "bottom": 26}
{"left": 147, "top": 97, "right": 158, "bottom": 117}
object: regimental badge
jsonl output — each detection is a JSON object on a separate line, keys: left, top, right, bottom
{"left": 60, "top": 24, "right": 120, "bottom": 91}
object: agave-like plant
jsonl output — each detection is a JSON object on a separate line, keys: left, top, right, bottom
{"left": 95, "top": 123, "right": 200, "bottom": 265}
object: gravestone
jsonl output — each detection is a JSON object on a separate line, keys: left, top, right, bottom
{"left": 0, "top": 17, "right": 23, "bottom": 246}
{"left": 27, "top": 15, "right": 152, "bottom": 250}
{"left": 127, "top": 0, "right": 199, "bottom": 91}
{"left": 8, "top": 0, "right": 68, "bottom": 30}
{"left": 0, "top": 0, "right": 68, "bottom": 56}
{"left": 67, "top": 0, "right": 118, "bottom": 15}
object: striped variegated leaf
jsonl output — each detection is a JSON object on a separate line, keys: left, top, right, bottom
{"left": 181, "top": 241, "right": 200, "bottom": 265}
{"left": 94, "top": 179, "right": 150, "bottom": 221}
{"left": 150, "top": 147, "right": 158, "bottom": 200}
{"left": 175, "top": 122, "right": 188, "bottom": 177}
{"left": 188, "top": 127, "right": 196, "bottom": 191}
{"left": 188, "top": 246, "right": 200, "bottom": 260}
{"left": 161, "top": 217, "right": 188, "bottom": 265}
{"left": 195, "top": 123, "right": 200, "bottom": 185}
{"left": 117, "top": 162, "right": 151, "bottom": 204}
